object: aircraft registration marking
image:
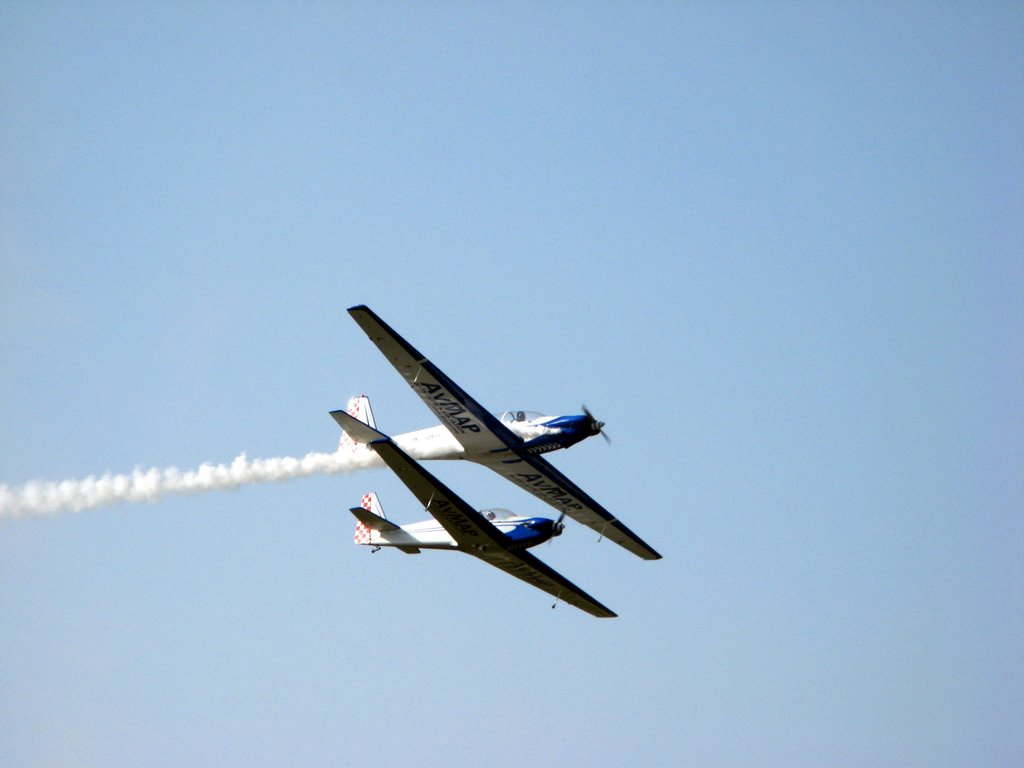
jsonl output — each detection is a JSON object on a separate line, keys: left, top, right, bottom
{"left": 427, "top": 496, "right": 481, "bottom": 539}
{"left": 510, "top": 472, "right": 584, "bottom": 511}
{"left": 412, "top": 381, "right": 482, "bottom": 434}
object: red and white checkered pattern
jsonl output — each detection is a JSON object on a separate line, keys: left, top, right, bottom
{"left": 338, "top": 397, "right": 363, "bottom": 453}
{"left": 354, "top": 520, "right": 371, "bottom": 545}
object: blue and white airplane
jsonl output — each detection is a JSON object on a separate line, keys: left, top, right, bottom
{"left": 332, "top": 304, "right": 661, "bottom": 561}
{"left": 351, "top": 436, "right": 616, "bottom": 618}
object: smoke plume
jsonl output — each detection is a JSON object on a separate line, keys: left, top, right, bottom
{"left": 0, "top": 449, "right": 380, "bottom": 520}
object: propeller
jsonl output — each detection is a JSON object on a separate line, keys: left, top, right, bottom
{"left": 548, "top": 511, "right": 566, "bottom": 545}
{"left": 581, "top": 404, "right": 611, "bottom": 444}
{"left": 554, "top": 510, "right": 566, "bottom": 535}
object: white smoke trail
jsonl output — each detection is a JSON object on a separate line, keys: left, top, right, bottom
{"left": 0, "top": 449, "right": 381, "bottom": 520}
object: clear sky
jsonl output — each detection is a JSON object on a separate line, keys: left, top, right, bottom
{"left": 2, "top": 3, "right": 1021, "bottom": 766}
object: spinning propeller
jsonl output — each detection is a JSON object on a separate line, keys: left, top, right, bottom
{"left": 548, "top": 510, "right": 566, "bottom": 546}
{"left": 582, "top": 404, "right": 611, "bottom": 444}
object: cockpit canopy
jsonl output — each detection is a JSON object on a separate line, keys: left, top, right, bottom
{"left": 482, "top": 508, "right": 516, "bottom": 521}
{"left": 499, "top": 410, "right": 546, "bottom": 425}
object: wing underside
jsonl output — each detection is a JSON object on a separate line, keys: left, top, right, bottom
{"left": 369, "top": 438, "right": 616, "bottom": 618}
{"left": 481, "top": 452, "right": 662, "bottom": 560}
{"left": 476, "top": 548, "right": 617, "bottom": 618}
{"left": 348, "top": 306, "right": 511, "bottom": 454}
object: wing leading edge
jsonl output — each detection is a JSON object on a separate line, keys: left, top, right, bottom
{"left": 368, "top": 438, "right": 617, "bottom": 619}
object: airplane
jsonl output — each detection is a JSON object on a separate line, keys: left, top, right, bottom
{"left": 351, "top": 436, "right": 616, "bottom": 618}
{"left": 332, "top": 304, "right": 661, "bottom": 561}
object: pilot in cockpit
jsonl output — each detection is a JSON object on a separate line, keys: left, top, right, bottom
{"left": 500, "top": 410, "right": 542, "bottom": 425}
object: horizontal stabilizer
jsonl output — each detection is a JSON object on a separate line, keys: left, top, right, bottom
{"left": 331, "top": 409, "right": 388, "bottom": 444}
{"left": 349, "top": 506, "right": 400, "bottom": 532}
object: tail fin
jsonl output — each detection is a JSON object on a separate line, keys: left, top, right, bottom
{"left": 335, "top": 395, "right": 378, "bottom": 452}
{"left": 361, "top": 491, "right": 385, "bottom": 520}
{"left": 351, "top": 492, "right": 399, "bottom": 544}
{"left": 349, "top": 492, "right": 420, "bottom": 554}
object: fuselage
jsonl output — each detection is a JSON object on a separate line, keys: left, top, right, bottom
{"left": 506, "top": 412, "right": 596, "bottom": 453}
{"left": 362, "top": 514, "right": 562, "bottom": 552}
{"left": 358, "top": 411, "right": 599, "bottom": 464}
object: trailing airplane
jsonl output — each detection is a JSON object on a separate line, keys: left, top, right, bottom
{"left": 332, "top": 304, "right": 661, "bottom": 561}
{"left": 351, "top": 436, "right": 616, "bottom": 618}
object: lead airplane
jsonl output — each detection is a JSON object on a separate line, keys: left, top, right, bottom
{"left": 351, "top": 437, "right": 616, "bottom": 618}
{"left": 332, "top": 304, "right": 661, "bottom": 561}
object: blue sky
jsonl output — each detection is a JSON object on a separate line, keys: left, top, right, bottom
{"left": 2, "top": 3, "right": 1021, "bottom": 766}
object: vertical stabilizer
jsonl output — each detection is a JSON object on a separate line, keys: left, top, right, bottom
{"left": 361, "top": 491, "right": 385, "bottom": 519}
{"left": 353, "top": 518, "right": 372, "bottom": 545}
{"left": 338, "top": 395, "right": 377, "bottom": 452}
{"left": 352, "top": 491, "right": 394, "bottom": 545}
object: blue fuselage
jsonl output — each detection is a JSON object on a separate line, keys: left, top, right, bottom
{"left": 521, "top": 414, "right": 594, "bottom": 454}
{"left": 499, "top": 517, "right": 561, "bottom": 549}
